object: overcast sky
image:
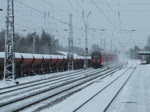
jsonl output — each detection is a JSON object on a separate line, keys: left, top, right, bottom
{"left": 0, "top": 0, "right": 150, "bottom": 52}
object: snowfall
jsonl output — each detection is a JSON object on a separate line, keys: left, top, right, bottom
{"left": 0, "top": 59, "right": 150, "bottom": 112}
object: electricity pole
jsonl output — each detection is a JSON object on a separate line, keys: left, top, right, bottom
{"left": 33, "top": 36, "right": 35, "bottom": 54}
{"left": 100, "top": 32, "right": 103, "bottom": 49}
{"left": 68, "top": 13, "right": 74, "bottom": 70}
{"left": 111, "top": 32, "right": 113, "bottom": 53}
{"left": 118, "top": 4, "right": 121, "bottom": 30}
{"left": 104, "top": 38, "right": 106, "bottom": 51}
{"left": 4, "top": 0, "right": 15, "bottom": 81}
{"left": 110, "top": 39, "right": 112, "bottom": 53}
{"left": 82, "top": 11, "right": 92, "bottom": 69}
{"left": 84, "top": 21, "right": 88, "bottom": 69}
{"left": 0, "top": 8, "right": 3, "bottom": 25}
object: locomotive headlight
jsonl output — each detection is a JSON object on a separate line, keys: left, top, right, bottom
{"left": 98, "top": 59, "right": 99, "bottom": 61}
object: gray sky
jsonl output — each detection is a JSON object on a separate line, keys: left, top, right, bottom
{"left": 0, "top": 0, "right": 150, "bottom": 52}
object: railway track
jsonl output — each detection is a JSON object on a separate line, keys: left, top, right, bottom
{"left": 0, "top": 63, "right": 124, "bottom": 94}
{"left": 0, "top": 68, "right": 101, "bottom": 93}
{"left": 0, "top": 68, "right": 108, "bottom": 103}
{"left": 0, "top": 68, "right": 91, "bottom": 90}
{"left": 72, "top": 63, "right": 137, "bottom": 112}
{"left": 0, "top": 63, "right": 126, "bottom": 112}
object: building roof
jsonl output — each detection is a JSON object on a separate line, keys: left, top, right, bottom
{"left": 138, "top": 51, "right": 150, "bottom": 55}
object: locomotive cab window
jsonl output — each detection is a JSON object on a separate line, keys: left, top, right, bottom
{"left": 92, "top": 53, "right": 99, "bottom": 59}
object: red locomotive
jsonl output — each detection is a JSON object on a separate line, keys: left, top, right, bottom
{"left": 0, "top": 52, "right": 90, "bottom": 80}
{"left": 91, "top": 50, "right": 118, "bottom": 68}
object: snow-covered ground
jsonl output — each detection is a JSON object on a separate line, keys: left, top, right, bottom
{"left": 41, "top": 60, "right": 136, "bottom": 112}
{"left": 0, "top": 69, "right": 82, "bottom": 88}
{"left": 1, "top": 58, "right": 145, "bottom": 112}
{"left": 106, "top": 61, "right": 150, "bottom": 112}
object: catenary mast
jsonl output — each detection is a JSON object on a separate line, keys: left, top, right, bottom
{"left": 4, "top": 0, "right": 15, "bottom": 81}
{"left": 68, "top": 13, "right": 74, "bottom": 70}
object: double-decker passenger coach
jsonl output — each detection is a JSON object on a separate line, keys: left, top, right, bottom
{"left": 91, "top": 50, "right": 118, "bottom": 68}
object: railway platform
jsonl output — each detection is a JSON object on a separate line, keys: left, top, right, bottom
{"left": 106, "top": 62, "right": 150, "bottom": 112}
